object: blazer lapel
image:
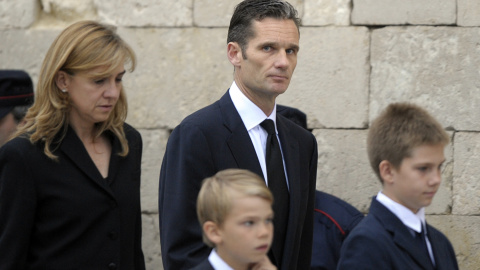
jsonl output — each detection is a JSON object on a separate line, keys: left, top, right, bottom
{"left": 276, "top": 116, "right": 301, "bottom": 226}
{"left": 392, "top": 229, "right": 434, "bottom": 270}
{"left": 371, "top": 199, "right": 434, "bottom": 270}
{"left": 275, "top": 115, "right": 302, "bottom": 268}
{"left": 59, "top": 126, "right": 115, "bottom": 197}
{"left": 106, "top": 131, "right": 121, "bottom": 185}
{"left": 219, "top": 91, "right": 264, "bottom": 178}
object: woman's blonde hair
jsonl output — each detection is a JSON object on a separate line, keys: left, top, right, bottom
{"left": 16, "top": 20, "right": 136, "bottom": 160}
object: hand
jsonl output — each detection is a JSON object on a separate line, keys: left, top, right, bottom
{"left": 249, "top": 256, "right": 277, "bottom": 270}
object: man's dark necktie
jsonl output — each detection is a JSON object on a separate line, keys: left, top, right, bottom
{"left": 260, "top": 119, "right": 289, "bottom": 267}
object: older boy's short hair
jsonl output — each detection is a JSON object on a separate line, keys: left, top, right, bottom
{"left": 367, "top": 103, "right": 450, "bottom": 183}
{"left": 197, "top": 169, "right": 273, "bottom": 247}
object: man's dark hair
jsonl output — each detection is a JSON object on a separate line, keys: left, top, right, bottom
{"left": 227, "top": 0, "right": 300, "bottom": 58}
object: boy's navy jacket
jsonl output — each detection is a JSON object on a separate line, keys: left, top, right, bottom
{"left": 337, "top": 197, "right": 459, "bottom": 270}
{"left": 311, "top": 190, "right": 364, "bottom": 270}
{"left": 189, "top": 259, "right": 214, "bottom": 270}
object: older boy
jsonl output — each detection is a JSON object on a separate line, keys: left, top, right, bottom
{"left": 192, "top": 169, "right": 277, "bottom": 270}
{"left": 337, "top": 103, "right": 458, "bottom": 270}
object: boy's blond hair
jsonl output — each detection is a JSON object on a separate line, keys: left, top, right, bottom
{"left": 367, "top": 103, "right": 449, "bottom": 183}
{"left": 197, "top": 169, "right": 273, "bottom": 247}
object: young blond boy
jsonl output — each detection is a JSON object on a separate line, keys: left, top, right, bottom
{"left": 191, "top": 169, "right": 277, "bottom": 270}
{"left": 337, "top": 103, "right": 458, "bottom": 270}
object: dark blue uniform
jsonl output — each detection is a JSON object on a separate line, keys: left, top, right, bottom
{"left": 311, "top": 191, "right": 364, "bottom": 270}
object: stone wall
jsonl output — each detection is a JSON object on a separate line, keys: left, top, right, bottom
{"left": 1, "top": 0, "right": 479, "bottom": 269}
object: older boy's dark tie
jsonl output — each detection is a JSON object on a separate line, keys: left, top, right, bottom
{"left": 260, "top": 119, "right": 289, "bottom": 266}
{"left": 416, "top": 226, "right": 435, "bottom": 268}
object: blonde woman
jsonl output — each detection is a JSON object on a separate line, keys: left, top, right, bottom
{"left": 0, "top": 21, "right": 145, "bottom": 269}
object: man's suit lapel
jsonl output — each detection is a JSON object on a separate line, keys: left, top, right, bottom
{"left": 371, "top": 199, "right": 435, "bottom": 270}
{"left": 219, "top": 92, "right": 264, "bottom": 178}
{"left": 60, "top": 126, "right": 115, "bottom": 198}
{"left": 276, "top": 116, "right": 301, "bottom": 230}
{"left": 219, "top": 92, "right": 307, "bottom": 267}
{"left": 275, "top": 115, "right": 303, "bottom": 268}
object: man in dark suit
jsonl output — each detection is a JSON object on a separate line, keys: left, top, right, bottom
{"left": 337, "top": 103, "right": 458, "bottom": 270}
{"left": 158, "top": 1, "right": 318, "bottom": 269}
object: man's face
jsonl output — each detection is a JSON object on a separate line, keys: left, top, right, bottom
{"left": 234, "top": 18, "right": 299, "bottom": 104}
{"left": 386, "top": 144, "right": 446, "bottom": 213}
{"left": 0, "top": 112, "right": 18, "bottom": 146}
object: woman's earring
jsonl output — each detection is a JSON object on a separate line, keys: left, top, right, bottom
{"left": 62, "top": 89, "right": 67, "bottom": 93}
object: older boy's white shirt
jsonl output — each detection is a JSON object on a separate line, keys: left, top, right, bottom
{"left": 376, "top": 191, "right": 435, "bottom": 264}
{"left": 208, "top": 248, "right": 233, "bottom": 270}
{"left": 376, "top": 191, "right": 425, "bottom": 233}
{"left": 229, "top": 81, "right": 289, "bottom": 189}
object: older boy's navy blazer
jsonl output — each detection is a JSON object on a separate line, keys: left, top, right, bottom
{"left": 159, "top": 91, "right": 318, "bottom": 270}
{"left": 337, "top": 197, "right": 458, "bottom": 270}
{"left": 0, "top": 124, "right": 145, "bottom": 269}
{"left": 189, "top": 259, "right": 215, "bottom": 270}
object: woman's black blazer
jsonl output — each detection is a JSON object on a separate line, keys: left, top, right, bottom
{"left": 0, "top": 124, "right": 145, "bottom": 270}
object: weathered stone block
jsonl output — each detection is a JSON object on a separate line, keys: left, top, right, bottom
{"left": 452, "top": 132, "right": 480, "bottom": 215}
{"left": 142, "top": 214, "right": 162, "bottom": 270}
{"left": 118, "top": 27, "right": 232, "bottom": 129}
{"left": 458, "top": 0, "right": 480, "bottom": 26}
{"left": 352, "top": 0, "right": 456, "bottom": 25}
{"left": 303, "top": 0, "right": 350, "bottom": 26}
{"left": 314, "top": 129, "right": 375, "bottom": 212}
{"left": 95, "top": 0, "right": 192, "bottom": 27}
{"left": 139, "top": 129, "right": 169, "bottom": 213}
{"left": 280, "top": 26, "right": 369, "bottom": 129}
{"left": 194, "top": 0, "right": 304, "bottom": 27}
{"left": 370, "top": 27, "right": 480, "bottom": 131}
{"left": 0, "top": 0, "right": 38, "bottom": 29}
{"left": 0, "top": 28, "right": 60, "bottom": 84}
{"left": 193, "top": 0, "right": 240, "bottom": 27}
{"left": 36, "top": 0, "right": 97, "bottom": 27}
{"left": 428, "top": 215, "right": 480, "bottom": 270}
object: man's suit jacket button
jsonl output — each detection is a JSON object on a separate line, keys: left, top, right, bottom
{"left": 109, "top": 231, "right": 118, "bottom": 240}
{"left": 108, "top": 262, "right": 117, "bottom": 270}
{"left": 110, "top": 200, "right": 117, "bottom": 209}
